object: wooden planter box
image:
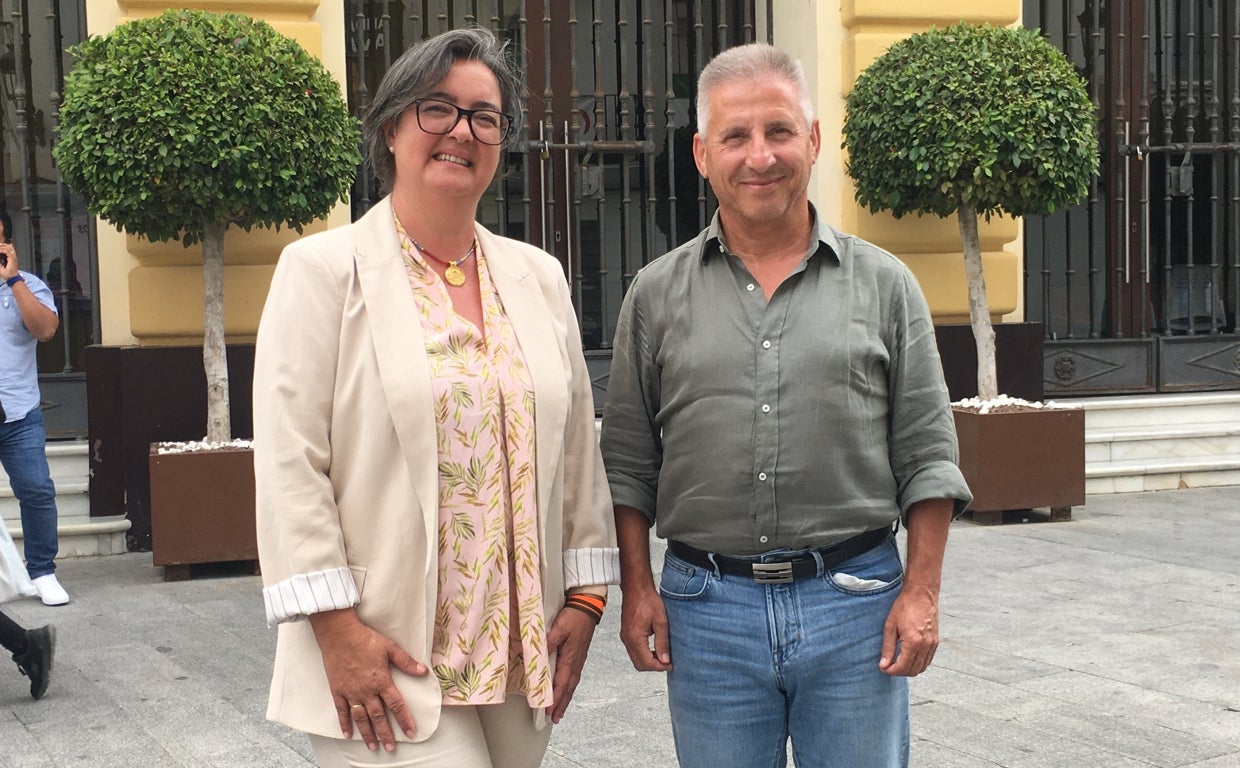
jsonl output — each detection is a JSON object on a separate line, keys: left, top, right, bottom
{"left": 953, "top": 406, "right": 1086, "bottom": 523}
{"left": 149, "top": 446, "right": 256, "bottom": 579}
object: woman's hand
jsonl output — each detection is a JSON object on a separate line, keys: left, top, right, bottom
{"left": 309, "top": 608, "right": 428, "bottom": 752}
{"left": 545, "top": 605, "right": 598, "bottom": 724}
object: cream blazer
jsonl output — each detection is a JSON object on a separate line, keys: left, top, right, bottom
{"left": 253, "top": 197, "right": 619, "bottom": 741}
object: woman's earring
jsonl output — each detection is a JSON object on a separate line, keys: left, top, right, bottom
{"left": 388, "top": 146, "right": 395, "bottom": 153}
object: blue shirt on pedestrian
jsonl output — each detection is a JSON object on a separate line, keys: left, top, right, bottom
{"left": 0, "top": 271, "right": 57, "bottom": 422}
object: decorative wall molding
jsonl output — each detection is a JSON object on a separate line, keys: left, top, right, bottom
{"left": 118, "top": 1, "right": 319, "bottom": 20}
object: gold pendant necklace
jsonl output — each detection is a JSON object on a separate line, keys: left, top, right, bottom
{"left": 444, "top": 263, "right": 467, "bottom": 287}
{"left": 412, "top": 238, "right": 476, "bottom": 287}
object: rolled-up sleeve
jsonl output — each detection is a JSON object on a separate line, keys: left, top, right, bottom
{"left": 553, "top": 272, "right": 621, "bottom": 587}
{"left": 886, "top": 269, "right": 973, "bottom": 517}
{"left": 254, "top": 241, "right": 358, "bottom": 626}
{"left": 263, "top": 566, "right": 359, "bottom": 625}
{"left": 599, "top": 273, "right": 664, "bottom": 524}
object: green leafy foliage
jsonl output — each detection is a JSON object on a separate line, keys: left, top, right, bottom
{"left": 842, "top": 23, "right": 1099, "bottom": 221}
{"left": 53, "top": 9, "right": 361, "bottom": 246}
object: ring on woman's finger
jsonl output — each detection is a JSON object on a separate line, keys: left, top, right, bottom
{"left": 350, "top": 704, "right": 365, "bottom": 712}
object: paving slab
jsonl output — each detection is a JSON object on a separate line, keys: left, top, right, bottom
{"left": 0, "top": 485, "right": 1237, "bottom": 767}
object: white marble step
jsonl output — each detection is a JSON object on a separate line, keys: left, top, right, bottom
{"left": 0, "top": 442, "right": 90, "bottom": 521}
{"left": 1, "top": 441, "right": 127, "bottom": 557}
{"left": 6, "top": 514, "right": 130, "bottom": 557}
{"left": 1086, "top": 461, "right": 1240, "bottom": 494}
{"left": 0, "top": 441, "right": 88, "bottom": 485}
{"left": 1, "top": 480, "right": 90, "bottom": 519}
{"left": 1072, "top": 392, "right": 1240, "bottom": 430}
{"left": 1064, "top": 392, "right": 1240, "bottom": 493}
{"left": 1085, "top": 425, "right": 1240, "bottom": 464}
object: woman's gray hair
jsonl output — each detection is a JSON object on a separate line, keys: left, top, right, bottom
{"left": 696, "top": 43, "right": 814, "bottom": 135}
{"left": 362, "top": 27, "right": 524, "bottom": 192}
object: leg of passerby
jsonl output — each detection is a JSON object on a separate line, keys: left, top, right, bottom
{"left": 0, "top": 609, "right": 55, "bottom": 700}
{"left": 0, "top": 409, "right": 67, "bottom": 605}
{"left": 0, "top": 610, "right": 24, "bottom": 652}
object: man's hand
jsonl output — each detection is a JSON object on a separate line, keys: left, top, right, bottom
{"left": 619, "top": 581, "right": 672, "bottom": 671}
{"left": 614, "top": 505, "right": 672, "bottom": 672}
{"left": 309, "top": 608, "right": 428, "bottom": 752}
{"left": 879, "top": 582, "right": 939, "bottom": 676}
{"left": 545, "top": 605, "right": 598, "bottom": 723}
{"left": 0, "top": 240, "right": 59, "bottom": 341}
{"left": 0, "top": 241, "right": 18, "bottom": 281}
{"left": 880, "top": 498, "right": 953, "bottom": 678}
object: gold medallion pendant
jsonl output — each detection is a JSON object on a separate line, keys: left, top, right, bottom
{"left": 410, "top": 237, "right": 476, "bottom": 288}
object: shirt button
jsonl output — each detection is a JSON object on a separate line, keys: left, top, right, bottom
{"left": 758, "top": 472, "right": 767, "bottom": 481}
{"left": 746, "top": 283, "right": 756, "bottom": 292}
{"left": 761, "top": 404, "right": 771, "bottom": 413}
{"left": 759, "top": 535, "right": 769, "bottom": 543}
{"left": 762, "top": 340, "right": 771, "bottom": 349}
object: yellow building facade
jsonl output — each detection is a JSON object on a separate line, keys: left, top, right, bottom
{"left": 85, "top": 0, "right": 351, "bottom": 347}
{"left": 774, "top": 0, "right": 1024, "bottom": 324}
{"left": 87, "top": 0, "right": 1024, "bottom": 347}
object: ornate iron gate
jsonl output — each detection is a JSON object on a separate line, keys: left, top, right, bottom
{"left": 1026, "top": 0, "right": 1240, "bottom": 394}
{"left": 1, "top": 0, "right": 95, "bottom": 437}
{"left": 345, "top": 0, "right": 762, "bottom": 360}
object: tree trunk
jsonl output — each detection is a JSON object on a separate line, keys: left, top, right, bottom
{"left": 202, "top": 221, "right": 231, "bottom": 443}
{"left": 958, "top": 203, "right": 998, "bottom": 401}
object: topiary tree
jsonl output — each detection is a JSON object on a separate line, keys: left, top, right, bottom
{"left": 54, "top": 9, "right": 360, "bottom": 442}
{"left": 843, "top": 22, "right": 1098, "bottom": 402}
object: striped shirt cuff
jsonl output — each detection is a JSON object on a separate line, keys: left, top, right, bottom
{"left": 563, "top": 547, "right": 621, "bottom": 589}
{"left": 263, "top": 566, "right": 359, "bottom": 626}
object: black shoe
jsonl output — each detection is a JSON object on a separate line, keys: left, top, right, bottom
{"left": 13, "top": 624, "right": 55, "bottom": 700}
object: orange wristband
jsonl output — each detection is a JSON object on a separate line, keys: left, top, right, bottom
{"left": 564, "top": 594, "right": 605, "bottom": 623}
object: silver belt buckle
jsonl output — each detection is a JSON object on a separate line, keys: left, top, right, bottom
{"left": 751, "top": 562, "right": 794, "bottom": 584}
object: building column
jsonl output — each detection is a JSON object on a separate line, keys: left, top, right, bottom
{"left": 84, "top": 0, "right": 350, "bottom": 345}
{"left": 774, "top": 0, "right": 1024, "bottom": 323}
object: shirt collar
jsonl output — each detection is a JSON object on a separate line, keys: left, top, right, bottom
{"left": 700, "top": 203, "right": 842, "bottom": 266}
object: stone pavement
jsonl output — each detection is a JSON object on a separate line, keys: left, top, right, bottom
{"left": 1, "top": 486, "right": 1237, "bottom": 767}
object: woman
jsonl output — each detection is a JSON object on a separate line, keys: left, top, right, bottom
{"left": 254, "top": 28, "right": 619, "bottom": 768}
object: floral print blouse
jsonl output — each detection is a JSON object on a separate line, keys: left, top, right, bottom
{"left": 395, "top": 216, "right": 551, "bottom": 707}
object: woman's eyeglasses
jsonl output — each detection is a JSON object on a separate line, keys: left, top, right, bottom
{"left": 414, "top": 98, "right": 513, "bottom": 146}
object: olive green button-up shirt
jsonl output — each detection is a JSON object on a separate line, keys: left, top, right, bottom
{"left": 600, "top": 209, "right": 972, "bottom": 555}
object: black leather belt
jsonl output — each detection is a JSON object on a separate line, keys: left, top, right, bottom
{"left": 667, "top": 527, "right": 892, "bottom": 584}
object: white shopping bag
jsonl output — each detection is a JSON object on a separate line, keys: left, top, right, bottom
{"left": 0, "top": 522, "right": 35, "bottom": 604}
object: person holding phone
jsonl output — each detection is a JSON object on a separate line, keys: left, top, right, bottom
{"left": 0, "top": 210, "right": 67, "bottom": 606}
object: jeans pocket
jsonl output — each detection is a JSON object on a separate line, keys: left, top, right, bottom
{"left": 830, "top": 572, "right": 892, "bottom": 590}
{"left": 826, "top": 539, "right": 903, "bottom": 596}
{"left": 658, "top": 553, "right": 711, "bottom": 600}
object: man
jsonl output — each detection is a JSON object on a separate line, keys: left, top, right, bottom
{"left": 0, "top": 211, "right": 68, "bottom": 606}
{"left": 600, "top": 44, "right": 971, "bottom": 768}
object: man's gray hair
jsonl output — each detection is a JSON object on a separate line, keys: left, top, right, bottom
{"left": 696, "top": 43, "right": 814, "bottom": 135}
{"left": 362, "top": 27, "right": 524, "bottom": 192}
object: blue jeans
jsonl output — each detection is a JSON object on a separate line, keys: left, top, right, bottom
{"left": 0, "top": 409, "right": 58, "bottom": 579}
{"left": 660, "top": 535, "right": 909, "bottom": 768}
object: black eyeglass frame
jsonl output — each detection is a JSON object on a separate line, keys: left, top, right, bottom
{"left": 413, "top": 98, "right": 514, "bottom": 146}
